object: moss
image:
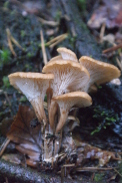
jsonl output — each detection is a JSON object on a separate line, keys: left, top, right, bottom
{"left": 94, "top": 173, "right": 104, "bottom": 182}
{"left": 3, "top": 1, "right": 9, "bottom": 8}
{"left": 55, "top": 10, "right": 61, "bottom": 22}
{"left": 2, "top": 76, "right": 10, "bottom": 89}
{"left": 20, "top": 30, "right": 26, "bottom": 38}
{"left": 76, "top": 0, "right": 86, "bottom": 11}
{"left": 0, "top": 49, "right": 10, "bottom": 69}
{"left": 91, "top": 106, "right": 119, "bottom": 135}
{"left": 68, "top": 34, "right": 77, "bottom": 47}
{"left": 27, "top": 52, "right": 33, "bottom": 58}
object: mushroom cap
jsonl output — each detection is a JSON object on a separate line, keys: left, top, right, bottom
{"left": 49, "top": 55, "right": 62, "bottom": 62}
{"left": 42, "top": 59, "right": 90, "bottom": 96}
{"left": 8, "top": 72, "right": 54, "bottom": 100}
{"left": 8, "top": 72, "right": 54, "bottom": 123}
{"left": 53, "top": 91, "right": 92, "bottom": 132}
{"left": 53, "top": 91, "right": 92, "bottom": 109}
{"left": 79, "top": 56, "right": 121, "bottom": 91}
{"left": 57, "top": 47, "right": 78, "bottom": 62}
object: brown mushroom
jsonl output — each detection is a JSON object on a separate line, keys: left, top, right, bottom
{"left": 42, "top": 60, "right": 90, "bottom": 128}
{"left": 8, "top": 72, "right": 54, "bottom": 124}
{"left": 57, "top": 47, "right": 78, "bottom": 62}
{"left": 53, "top": 91, "right": 92, "bottom": 133}
{"left": 79, "top": 56, "right": 121, "bottom": 92}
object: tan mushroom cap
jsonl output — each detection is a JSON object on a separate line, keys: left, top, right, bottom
{"left": 49, "top": 55, "right": 62, "bottom": 62}
{"left": 57, "top": 47, "right": 78, "bottom": 62}
{"left": 53, "top": 91, "right": 92, "bottom": 133}
{"left": 42, "top": 59, "right": 90, "bottom": 95}
{"left": 42, "top": 60, "right": 90, "bottom": 128}
{"left": 79, "top": 56, "right": 121, "bottom": 92}
{"left": 8, "top": 72, "right": 54, "bottom": 124}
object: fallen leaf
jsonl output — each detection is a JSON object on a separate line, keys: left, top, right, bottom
{"left": 74, "top": 134, "right": 120, "bottom": 166}
{"left": 7, "top": 106, "right": 42, "bottom": 164}
{"left": 1, "top": 153, "right": 25, "bottom": 165}
{"left": 87, "top": 0, "right": 122, "bottom": 29}
{"left": 0, "top": 117, "right": 13, "bottom": 136}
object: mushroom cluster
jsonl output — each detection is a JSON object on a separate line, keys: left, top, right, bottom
{"left": 8, "top": 47, "right": 121, "bottom": 162}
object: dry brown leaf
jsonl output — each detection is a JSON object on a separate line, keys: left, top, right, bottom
{"left": 74, "top": 135, "right": 120, "bottom": 167}
{"left": 2, "top": 153, "right": 25, "bottom": 165}
{"left": 87, "top": 0, "right": 122, "bottom": 29}
{"left": 0, "top": 118, "right": 13, "bottom": 136}
{"left": 61, "top": 133, "right": 120, "bottom": 167}
{"left": 7, "top": 106, "right": 42, "bottom": 164}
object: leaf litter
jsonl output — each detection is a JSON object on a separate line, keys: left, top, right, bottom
{"left": 6, "top": 105, "right": 42, "bottom": 167}
{"left": 1, "top": 105, "right": 120, "bottom": 175}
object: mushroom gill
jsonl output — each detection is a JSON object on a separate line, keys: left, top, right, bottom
{"left": 53, "top": 91, "right": 92, "bottom": 133}
{"left": 79, "top": 56, "right": 121, "bottom": 92}
{"left": 8, "top": 72, "right": 54, "bottom": 124}
{"left": 57, "top": 47, "right": 78, "bottom": 62}
{"left": 42, "top": 60, "right": 90, "bottom": 128}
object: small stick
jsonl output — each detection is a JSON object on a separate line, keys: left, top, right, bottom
{"left": 76, "top": 166, "right": 114, "bottom": 172}
{"left": 6, "top": 28, "right": 16, "bottom": 57}
{"left": 40, "top": 30, "right": 48, "bottom": 65}
{"left": 46, "top": 33, "right": 68, "bottom": 46}
{"left": 38, "top": 17, "right": 59, "bottom": 27}
{"left": 63, "top": 164, "right": 75, "bottom": 167}
{"left": 10, "top": 35, "right": 24, "bottom": 51}
{"left": 99, "top": 23, "right": 106, "bottom": 42}
{"left": 0, "top": 138, "right": 10, "bottom": 157}
{"left": 49, "top": 34, "right": 68, "bottom": 48}
{"left": 102, "top": 43, "right": 122, "bottom": 54}
{"left": 4, "top": 91, "right": 11, "bottom": 107}
{"left": 116, "top": 57, "right": 122, "bottom": 71}
{"left": 114, "top": 168, "right": 122, "bottom": 177}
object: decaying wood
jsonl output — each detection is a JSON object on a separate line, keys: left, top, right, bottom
{"left": 55, "top": 0, "right": 108, "bottom": 61}
{"left": 0, "top": 159, "right": 80, "bottom": 183}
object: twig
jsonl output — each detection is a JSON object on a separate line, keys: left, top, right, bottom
{"left": 46, "top": 33, "right": 68, "bottom": 46}
{"left": 10, "top": 35, "right": 24, "bottom": 51}
{"left": 0, "top": 138, "right": 10, "bottom": 157}
{"left": 6, "top": 28, "right": 24, "bottom": 57}
{"left": 40, "top": 30, "right": 48, "bottom": 65}
{"left": 63, "top": 164, "right": 75, "bottom": 167}
{"left": 114, "top": 168, "right": 122, "bottom": 177}
{"left": 38, "top": 17, "right": 59, "bottom": 27}
{"left": 6, "top": 28, "right": 16, "bottom": 57}
{"left": 99, "top": 23, "right": 106, "bottom": 42}
{"left": 102, "top": 43, "right": 122, "bottom": 54}
{"left": 76, "top": 166, "right": 114, "bottom": 172}
{"left": 116, "top": 57, "right": 122, "bottom": 71}
{"left": 4, "top": 91, "right": 11, "bottom": 107}
{"left": 49, "top": 34, "right": 68, "bottom": 48}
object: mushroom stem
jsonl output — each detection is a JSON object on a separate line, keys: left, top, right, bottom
{"left": 56, "top": 110, "right": 68, "bottom": 133}
{"left": 31, "top": 96, "right": 47, "bottom": 125}
{"left": 49, "top": 100, "right": 58, "bottom": 130}
{"left": 46, "top": 88, "right": 53, "bottom": 116}
{"left": 54, "top": 130, "right": 62, "bottom": 155}
{"left": 43, "top": 132, "right": 53, "bottom": 161}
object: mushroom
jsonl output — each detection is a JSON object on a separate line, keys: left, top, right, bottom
{"left": 79, "top": 56, "right": 121, "bottom": 92}
{"left": 52, "top": 91, "right": 92, "bottom": 133}
{"left": 8, "top": 72, "right": 54, "bottom": 124}
{"left": 57, "top": 47, "right": 78, "bottom": 62}
{"left": 49, "top": 47, "right": 78, "bottom": 63}
{"left": 49, "top": 55, "right": 62, "bottom": 62}
{"left": 42, "top": 60, "right": 90, "bottom": 128}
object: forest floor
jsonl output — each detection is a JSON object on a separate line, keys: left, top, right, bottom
{"left": 0, "top": 0, "right": 122, "bottom": 182}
